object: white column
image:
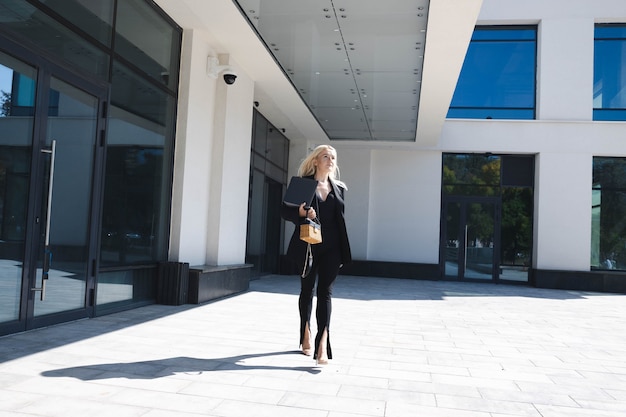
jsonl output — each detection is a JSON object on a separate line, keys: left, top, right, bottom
{"left": 169, "top": 29, "right": 215, "bottom": 265}
{"left": 206, "top": 55, "right": 254, "bottom": 266}
{"left": 170, "top": 31, "right": 254, "bottom": 267}
{"left": 536, "top": 17, "right": 594, "bottom": 121}
{"left": 533, "top": 152, "right": 592, "bottom": 271}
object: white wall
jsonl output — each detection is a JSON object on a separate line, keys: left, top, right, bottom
{"left": 353, "top": 149, "right": 441, "bottom": 263}
{"left": 170, "top": 29, "right": 253, "bottom": 267}
{"left": 533, "top": 153, "right": 592, "bottom": 270}
{"left": 283, "top": 145, "right": 442, "bottom": 264}
{"left": 331, "top": 146, "right": 371, "bottom": 261}
{"left": 537, "top": 18, "right": 594, "bottom": 121}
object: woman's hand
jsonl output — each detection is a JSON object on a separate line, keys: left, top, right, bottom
{"left": 299, "top": 202, "right": 316, "bottom": 219}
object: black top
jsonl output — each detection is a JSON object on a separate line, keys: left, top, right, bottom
{"left": 280, "top": 176, "right": 352, "bottom": 270}
{"left": 314, "top": 191, "right": 339, "bottom": 252}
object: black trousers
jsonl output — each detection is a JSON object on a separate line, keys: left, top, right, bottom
{"left": 299, "top": 243, "right": 342, "bottom": 359}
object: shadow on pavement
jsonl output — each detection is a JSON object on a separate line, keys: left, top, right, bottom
{"left": 41, "top": 350, "right": 321, "bottom": 379}
{"left": 259, "top": 274, "right": 605, "bottom": 301}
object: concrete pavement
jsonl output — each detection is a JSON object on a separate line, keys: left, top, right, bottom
{"left": 1, "top": 274, "right": 626, "bottom": 416}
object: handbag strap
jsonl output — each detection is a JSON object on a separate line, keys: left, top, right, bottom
{"left": 304, "top": 196, "right": 321, "bottom": 226}
{"left": 301, "top": 243, "right": 312, "bottom": 278}
{"left": 312, "top": 194, "right": 321, "bottom": 226}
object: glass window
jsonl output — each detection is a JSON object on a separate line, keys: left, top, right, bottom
{"left": 111, "top": 60, "right": 173, "bottom": 126}
{"left": 252, "top": 112, "right": 268, "bottom": 157}
{"left": 592, "top": 157, "right": 626, "bottom": 270}
{"left": 442, "top": 153, "right": 534, "bottom": 283}
{"left": 36, "top": 0, "right": 114, "bottom": 46}
{"left": 0, "top": 0, "right": 109, "bottom": 80}
{"left": 114, "top": 0, "right": 181, "bottom": 91}
{"left": 247, "top": 110, "right": 289, "bottom": 277}
{"left": 442, "top": 153, "right": 501, "bottom": 196}
{"left": 96, "top": 267, "right": 155, "bottom": 314}
{"left": 0, "top": 52, "right": 37, "bottom": 324}
{"left": 100, "top": 63, "right": 175, "bottom": 267}
{"left": 501, "top": 187, "right": 533, "bottom": 273}
{"left": 448, "top": 26, "right": 537, "bottom": 120}
{"left": 594, "top": 24, "right": 626, "bottom": 121}
{"left": 251, "top": 111, "right": 288, "bottom": 183}
{"left": 266, "top": 127, "right": 287, "bottom": 171}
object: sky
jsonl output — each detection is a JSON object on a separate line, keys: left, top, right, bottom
{"left": 0, "top": 65, "right": 12, "bottom": 94}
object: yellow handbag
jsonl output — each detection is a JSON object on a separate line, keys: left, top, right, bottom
{"left": 300, "top": 218, "right": 322, "bottom": 244}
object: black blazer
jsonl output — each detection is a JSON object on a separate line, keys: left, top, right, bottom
{"left": 281, "top": 176, "right": 352, "bottom": 268}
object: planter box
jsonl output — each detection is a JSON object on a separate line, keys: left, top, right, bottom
{"left": 188, "top": 264, "right": 252, "bottom": 304}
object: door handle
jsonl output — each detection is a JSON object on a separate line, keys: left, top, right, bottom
{"left": 464, "top": 224, "right": 468, "bottom": 271}
{"left": 32, "top": 140, "right": 56, "bottom": 301}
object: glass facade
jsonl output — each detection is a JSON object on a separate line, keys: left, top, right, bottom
{"left": 448, "top": 26, "right": 537, "bottom": 120}
{"left": 35, "top": 0, "right": 115, "bottom": 47}
{"left": 442, "top": 154, "right": 534, "bottom": 282}
{"left": 0, "top": 52, "right": 36, "bottom": 324}
{"left": 1, "top": 0, "right": 110, "bottom": 79}
{"left": 0, "top": 0, "right": 181, "bottom": 332}
{"left": 592, "top": 158, "right": 626, "bottom": 270}
{"left": 247, "top": 110, "right": 289, "bottom": 277}
{"left": 97, "top": 4, "right": 180, "bottom": 311}
{"left": 594, "top": 24, "right": 626, "bottom": 121}
{"left": 115, "top": 0, "right": 180, "bottom": 91}
{"left": 442, "top": 153, "right": 501, "bottom": 196}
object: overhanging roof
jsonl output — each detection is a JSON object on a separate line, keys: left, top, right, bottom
{"left": 155, "top": 0, "right": 483, "bottom": 147}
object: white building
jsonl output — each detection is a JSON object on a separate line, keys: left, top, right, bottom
{"left": 0, "top": 0, "right": 625, "bottom": 336}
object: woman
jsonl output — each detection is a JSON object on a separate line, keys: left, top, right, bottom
{"left": 281, "top": 145, "right": 352, "bottom": 365}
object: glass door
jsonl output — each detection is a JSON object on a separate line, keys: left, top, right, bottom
{"left": 0, "top": 51, "right": 35, "bottom": 329}
{"left": 442, "top": 198, "right": 500, "bottom": 281}
{"left": 31, "top": 76, "right": 101, "bottom": 320}
{"left": 0, "top": 47, "right": 106, "bottom": 334}
{"left": 246, "top": 172, "right": 284, "bottom": 276}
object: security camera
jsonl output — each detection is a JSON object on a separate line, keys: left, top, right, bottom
{"left": 207, "top": 55, "right": 238, "bottom": 85}
{"left": 223, "top": 70, "right": 237, "bottom": 85}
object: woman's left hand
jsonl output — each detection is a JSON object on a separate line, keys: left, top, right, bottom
{"left": 299, "top": 202, "right": 316, "bottom": 219}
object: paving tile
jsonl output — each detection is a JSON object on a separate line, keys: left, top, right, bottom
{"left": 279, "top": 391, "right": 385, "bottom": 415}
{"left": 1, "top": 275, "right": 626, "bottom": 417}
{"left": 106, "top": 387, "right": 223, "bottom": 414}
{"left": 478, "top": 387, "right": 578, "bottom": 407}
{"left": 435, "top": 393, "right": 542, "bottom": 416}
{"left": 534, "top": 404, "right": 626, "bottom": 417}
{"left": 211, "top": 399, "right": 327, "bottom": 417}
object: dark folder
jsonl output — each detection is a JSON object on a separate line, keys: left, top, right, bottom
{"left": 283, "top": 176, "right": 318, "bottom": 208}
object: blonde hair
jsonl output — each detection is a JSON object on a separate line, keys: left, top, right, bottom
{"left": 297, "top": 144, "right": 346, "bottom": 189}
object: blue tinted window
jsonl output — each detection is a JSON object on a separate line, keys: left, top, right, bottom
{"left": 448, "top": 26, "right": 537, "bottom": 120}
{"left": 594, "top": 24, "right": 626, "bottom": 121}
